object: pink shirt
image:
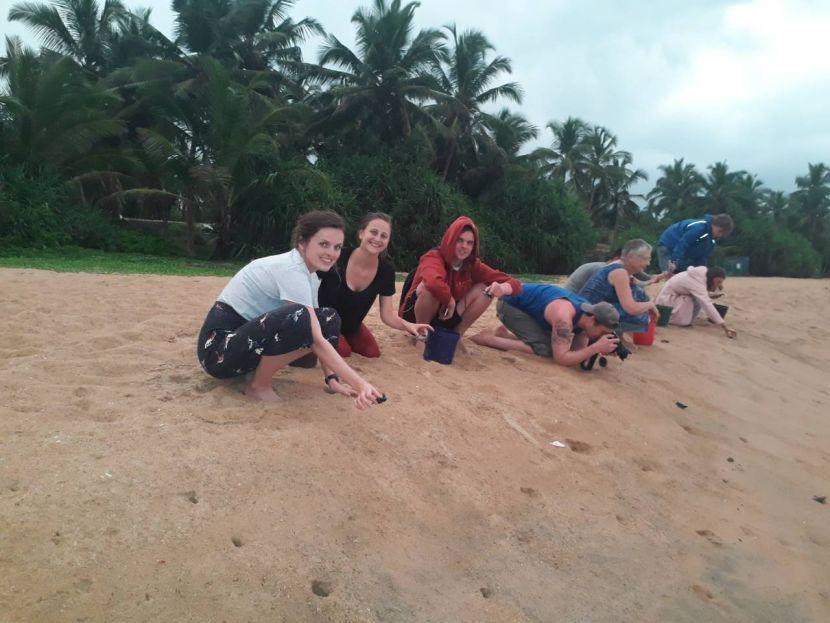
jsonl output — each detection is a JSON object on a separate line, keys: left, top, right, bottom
{"left": 655, "top": 266, "right": 724, "bottom": 326}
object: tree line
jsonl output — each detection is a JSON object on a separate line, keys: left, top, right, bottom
{"left": 1, "top": 0, "right": 827, "bottom": 276}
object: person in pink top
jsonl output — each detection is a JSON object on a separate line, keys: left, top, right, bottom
{"left": 655, "top": 266, "right": 737, "bottom": 338}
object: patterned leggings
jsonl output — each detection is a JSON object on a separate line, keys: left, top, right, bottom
{"left": 197, "top": 301, "right": 341, "bottom": 379}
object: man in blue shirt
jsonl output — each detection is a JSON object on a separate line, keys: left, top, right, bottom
{"left": 470, "top": 283, "right": 621, "bottom": 367}
{"left": 657, "top": 213, "right": 733, "bottom": 273}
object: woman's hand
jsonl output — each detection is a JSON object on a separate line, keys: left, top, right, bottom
{"left": 439, "top": 297, "right": 457, "bottom": 320}
{"left": 485, "top": 282, "right": 512, "bottom": 298}
{"left": 722, "top": 325, "right": 737, "bottom": 339}
{"left": 403, "top": 321, "right": 432, "bottom": 339}
{"left": 354, "top": 382, "right": 384, "bottom": 410}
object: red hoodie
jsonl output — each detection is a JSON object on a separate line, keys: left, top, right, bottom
{"left": 399, "top": 216, "right": 522, "bottom": 313}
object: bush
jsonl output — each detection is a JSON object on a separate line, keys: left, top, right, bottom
{"left": 231, "top": 161, "right": 355, "bottom": 259}
{"left": 716, "top": 218, "right": 820, "bottom": 277}
{"left": 320, "top": 143, "right": 472, "bottom": 270}
{"left": 477, "top": 169, "right": 597, "bottom": 273}
{"left": 0, "top": 165, "right": 180, "bottom": 255}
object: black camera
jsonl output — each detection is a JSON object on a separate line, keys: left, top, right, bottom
{"left": 580, "top": 332, "right": 628, "bottom": 371}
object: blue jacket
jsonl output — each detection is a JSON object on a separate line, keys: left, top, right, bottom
{"left": 658, "top": 215, "right": 716, "bottom": 272}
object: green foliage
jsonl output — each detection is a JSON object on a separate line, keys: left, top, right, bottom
{"left": 0, "top": 165, "right": 179, "bottom": 255}
{"left": 716, "top": 219, "right": 820, "bottom": 278}
{"left": 2, "top": 0, "right": 828, "bottom": 278}
{"left": 320, "top": 141, "right": 471, "bottom": 269}
{"left": 232, "top": 161, "right": 354, "bottom": 257}
{"left": 477, "top": 168, "right": 596, "bottom": 273}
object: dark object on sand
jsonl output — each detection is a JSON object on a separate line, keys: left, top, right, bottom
{"left": 675, "top": 401, "right": 688, "bottom": 409}
{"left": 727, "top": 457, "right": 735, "bottom": 463}
{"left": 713, "top": 303, "right": 729, "bottom": 319}
{"left": 376, "top": 394, "right": 387, "bottom": 404}
{"left": 814, "top": 496, "right": 827, "bottom": 504}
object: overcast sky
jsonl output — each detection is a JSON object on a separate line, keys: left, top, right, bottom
{"left": 2, "top": 0, "right": 828, "bottom": 192}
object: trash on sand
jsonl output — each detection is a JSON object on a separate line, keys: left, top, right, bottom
{"left": 814, "top": 496, "right": 827, "bottom": 505}
{"left": 675, "top": 401, "right": 688, "bottom": 409}
{"left": 550, "top": 440, "right": 567, "bottom": 448}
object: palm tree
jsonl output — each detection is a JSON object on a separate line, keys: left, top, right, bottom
{"left": 647, "top": 158, "right": 705, "bottom": 220}
{"left": 430, "top": 24, "right": 521, "bottom": 180}
{"left": 576, "top": 125, "right": 629, "bottom": 216}
{"left": 171, "top": 0, "right": 323, "bottom": 79}
{"left": 704, "top": 161, "right": 745, "bottom": 213}
{"left": 601, "top": 153, "right": 648, "bottom": 248}
{"left": 0, "top": 37, "right": 125, "bottom": 173}
{"left": 482, "top": 107, "right": 537, "bottom": 159}
{"left": 119, "top": 57, "right": 302, "bottom": 257}
{"left": 307, "top": 0, "right": 446, "bottom": 142}
{"left": 530, "top": 116, "right": 590, "bottom": 186}
{"left": 791, "top": 162, "right": 830, "bottom": 238}
{"left": 761, "top": 189, "right": 789, "bottom": 224}
{"left": 8, "top": 0, "right": 128, "bottom": 74}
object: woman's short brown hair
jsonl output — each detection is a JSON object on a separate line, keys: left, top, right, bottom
{"left": 291, "top": 211, "right": 346, "bottom": 247}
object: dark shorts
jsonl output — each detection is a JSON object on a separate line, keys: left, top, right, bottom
{"left": 401, "top": 290, "right": 463, "bottom": 331}
{"left": 496, "top": 299, "right": 552, "bottom": 357}
{"left": 196, "top": 301, "right": 340, "bottom": 379}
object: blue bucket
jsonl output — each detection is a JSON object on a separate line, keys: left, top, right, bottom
{"left": 423, "top": 327, "right": 460, "bottom": 365}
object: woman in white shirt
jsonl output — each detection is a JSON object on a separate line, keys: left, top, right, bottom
{"left": 197, "top": 211, "right": 383, "bottom": 409}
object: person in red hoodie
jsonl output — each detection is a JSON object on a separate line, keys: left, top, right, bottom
{"left": 399, "top": 216, "right": 522, "bottom": 338}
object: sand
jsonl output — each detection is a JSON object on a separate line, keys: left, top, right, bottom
{"left": 1, "top": 268, "right": 829, "bottom": 622}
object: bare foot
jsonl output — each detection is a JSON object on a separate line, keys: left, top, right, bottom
{"left": 244, "top": 384, "right": 281, "bottom": 402}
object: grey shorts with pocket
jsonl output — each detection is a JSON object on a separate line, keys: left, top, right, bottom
{"left": 496, "top": 299, "right": 552, "bottom": 357}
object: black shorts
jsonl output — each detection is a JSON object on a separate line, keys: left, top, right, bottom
{"left": 400, "top": 290, "right": 463, "bottom": 331}
{"left": 196, "top": 301, "right": 340, "bottom": 379}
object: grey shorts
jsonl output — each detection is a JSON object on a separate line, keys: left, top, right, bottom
{"left": 497, "top": 299, "right": 552, "bottom": 357}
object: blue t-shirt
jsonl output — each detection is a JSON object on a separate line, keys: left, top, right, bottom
{"left": 502, "top": 283, "right": 586, "bottom": 331}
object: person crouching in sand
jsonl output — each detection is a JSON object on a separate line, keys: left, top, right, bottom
{"left": 577, "top": 239, "right": 659, "bottom": 337}
{"left": 197, "top": 211, "right": 383, "bottom": 409}
{"left": 318, "top": 212, "right": 432, "bottom": 358}
{"left": 471, "top": 283, "right": 621, "bottom": 367}
{"left": 655, "top": 266, "right": 737, "bottom": 338}
{"left": 398, "top": 216, "right": 522, "bottom": 346}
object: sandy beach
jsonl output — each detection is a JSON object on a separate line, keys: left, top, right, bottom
{"left": 1, "top": 268, "right": 828, "bottom": 622}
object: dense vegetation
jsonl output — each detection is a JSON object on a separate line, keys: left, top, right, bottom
{"left": 1, "top": 0, "right": 828, "bottom": 276}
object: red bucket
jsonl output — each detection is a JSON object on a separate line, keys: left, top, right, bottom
{"left": 633, "top": 316, "right": 656, "bottom": 346}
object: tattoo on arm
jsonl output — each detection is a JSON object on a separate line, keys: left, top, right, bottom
{"left": 552, "top": 320, "right": 574, "bottom": 346}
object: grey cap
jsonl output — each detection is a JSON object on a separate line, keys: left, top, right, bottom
{"left": 580, "top": 301, "right": 620, "bottom": 330}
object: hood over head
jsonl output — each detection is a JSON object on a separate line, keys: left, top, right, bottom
{"left": 438, "top": 216, "right": 480, "bottom": 266}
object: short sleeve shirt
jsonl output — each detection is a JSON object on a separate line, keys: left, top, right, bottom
{"left": 502, "top": 283, "right": 586, "bottom": 331}
{"left": 318, "top": 248, "right": 396, "bottom": 335}
{"left": 217, "top": 249, "right": 319, "bottom": 320}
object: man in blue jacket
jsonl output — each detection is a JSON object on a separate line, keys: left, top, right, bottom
{"left": 657, "top": 213, "right": 733, "bottom": 273}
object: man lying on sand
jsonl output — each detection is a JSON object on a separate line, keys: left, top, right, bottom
{"left": 470, "top": 283, "right": 621, "bottom": 367}
{"left": 399, "top": 216, "right": 522, "bottom": 341}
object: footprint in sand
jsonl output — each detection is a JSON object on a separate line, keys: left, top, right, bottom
{"left": 311, "top": 579, "right": 332, "bottom": 597}
{"left": 696, "top": 529, "right": 723, "bottom": 547}
{"left": 691, "top": 584, "right": 714, "bottom": 601}
{"left": 633, "top": 458, "right": 660, "bottom": 473}
{"left": 565, "top": 439, "right": 593, "bottom": 454}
